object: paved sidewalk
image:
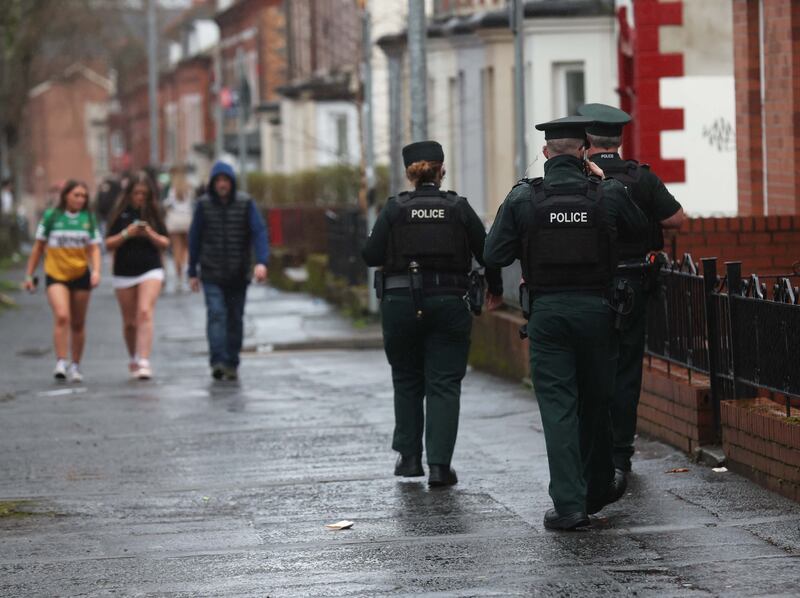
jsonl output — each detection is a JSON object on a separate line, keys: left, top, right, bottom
{"left": 1, "top": 277, "right": 799, "bottom": 596}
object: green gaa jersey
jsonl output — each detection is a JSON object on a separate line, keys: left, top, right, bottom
{"left": 35, "top": 209, "right": 101, "bottom": 281}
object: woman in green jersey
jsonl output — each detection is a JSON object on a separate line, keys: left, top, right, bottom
{"left": 23, "top": 180, "right": 102, "bottom": 382}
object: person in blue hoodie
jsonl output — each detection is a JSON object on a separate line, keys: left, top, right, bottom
{"left": 188, "top": 161, "right": 269, "bottom": 380}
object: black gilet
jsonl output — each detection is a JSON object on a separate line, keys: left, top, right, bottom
{"left": 197, "top": 193, "right": 252, "bottom": 285}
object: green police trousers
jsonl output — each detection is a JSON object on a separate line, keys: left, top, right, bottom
{"left": 611, "top": 272, "right": 647, "bottom": 471}
{"left": 528, "top": 293, "right": 617, "bottom": 514}
{"left": 381, "top": 293, "right": 472, "bottom": 465}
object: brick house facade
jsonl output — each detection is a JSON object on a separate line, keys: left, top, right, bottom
{"left": 215, "top": 0, "right": 286, "bottom": 129}
{"left": 732, "top": 0, "right": 800, "bottom": 216}
{"left": 26, "top": 64, "right": 113, "bottom": 207}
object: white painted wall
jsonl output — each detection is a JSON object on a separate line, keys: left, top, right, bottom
{"left": 427, "top": 37, "right": 459, "bottom": 188}
{"left": 452, "top": 35, "right": 487, "bottom": 217}
{"left": 524, "top": 16, "right": 618, "bottom": 179}
{"left": 658, "top": 0, "right": 736, "bottom": 216}
{"left": 660, "top": 76, "right": 737, "bottom": 216}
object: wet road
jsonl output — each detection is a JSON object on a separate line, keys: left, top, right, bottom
{"left": 1, "top": 278, "right": 799, "bottom": 596}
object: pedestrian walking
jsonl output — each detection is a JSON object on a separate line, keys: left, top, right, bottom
{"left": 362, "top": 140, "right": 503, "bottom": 487}
{"left": 94, "top": 177, "right": 122, "bottom": 239}
{"left": 163, "top": 168, "right": 194, "bottom": 292}
{"left": 577, "top": 103, "right": 686, "bottom": 482}
{"left": 22, "top": 180, "right": 102, "bottom": 382}
{"left": 484, "top": 116, "right": 648, "bottom": 530}
{"left": 1, "top": 178, "right": 14, "bottom": 220}
{"left": 188, "top": 161, "right": 269, "bottom": 381}
{"left": 105, "top": 172, "right": 170, "bottom": 380}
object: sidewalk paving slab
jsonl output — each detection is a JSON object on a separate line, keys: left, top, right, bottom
{"left": 1, "top": 278, "right": 799, "bottom": 596}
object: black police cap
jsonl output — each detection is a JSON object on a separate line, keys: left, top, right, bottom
{"left": 534, "top": 115, "right": 596, "bottom": 140}
{"left": 577, "top": 103, "right": 632, "bottom": 137}
{"left": 402, "top": 141, "right": 444, "bottom": 168}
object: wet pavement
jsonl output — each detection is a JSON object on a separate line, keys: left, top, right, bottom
{"left": 1, "top": 275, "right": 799, "bottom": 597}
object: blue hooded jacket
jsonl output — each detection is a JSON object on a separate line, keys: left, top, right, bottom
{"left": 187, "top": 161, "right": 269, "bottom": 281}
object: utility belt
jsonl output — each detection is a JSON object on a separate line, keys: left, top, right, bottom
{"left": 375, "top": 266, "right": 482, "bottom": 320}
{"left": 381, "top": 272, "right": 469, "bottom": 294}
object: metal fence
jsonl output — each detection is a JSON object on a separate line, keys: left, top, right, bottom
{"left": 645, "top": 255, "right": 800, "bottom": 431}
{"left": 326, "top": 207, "right": 367, "bottom": 286}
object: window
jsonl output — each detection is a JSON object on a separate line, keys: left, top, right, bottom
{"left": 181, "top": 94, "right": 203, "bottom": 158}
{"left": 552, "top": 62, "right": 585, "bottom": 117}
{"left": 334, "top": 113, "right": 348, "bottom": 161}
{"left": 165, "top": 103, "right": 178, "bottom": 165}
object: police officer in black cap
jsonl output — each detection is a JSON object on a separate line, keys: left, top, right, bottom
{"left": 577, "top": 103, "right": 685, "bottom": 482}
{"left": 362, "top": 140, "right": 503, "bottom": 487}
{"left": 484, "top": 116, "right": 648, "bottom": 530}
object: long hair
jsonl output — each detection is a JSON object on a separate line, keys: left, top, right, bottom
{"left": 57, "top": 180, "right": 90, "bottom": 212}
{"left": 107, "top": 171, "right": 166, "bottom": 232}
{"left": 405, "top": 160, "right": 444, "bottom": 188}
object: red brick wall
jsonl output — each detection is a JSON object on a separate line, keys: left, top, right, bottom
{"left": 26, "top": 74, "right": 110, "bottom": 201}
{"left": 669, "top": 216, "right": 800, "bottom": 276}
{"left": 721, "top": 399, "right": 800, "bottom": 503}
{"left": 732, "top": 0, "right": 764, "bottom": 216}
{"left": 217, "top": 0, "right": 286, "bottom": 105}
{"left": 631, "top": 0, "right": 685, "bottom": 183}
{"left": 733, "top": 0, "right": 800, "bottom": 215}
{"left": 762, "top": 0, "right": 800, "bottom": 215}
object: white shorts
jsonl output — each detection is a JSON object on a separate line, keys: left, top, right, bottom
{"left": 112, "top": 268, "right": 165, "bottom": 289}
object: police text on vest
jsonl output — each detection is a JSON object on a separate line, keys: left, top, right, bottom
{"left": 411, "top": 208, "right": 445, "bottom": 219}
{"left": 550, "top": 212, "right": 588, "bottom": 224}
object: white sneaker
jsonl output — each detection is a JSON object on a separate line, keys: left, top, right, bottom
{"left": 136, "top": 359, "right": 152, "bottom": 380}
{"left": 53, "top": 359, "right": 68, "bottom": 380}
{"left": 68, "top": 363, "right": 83, "bottom": 383}
{"left": 128, "top": 359, "right": 139, "bottom": 379}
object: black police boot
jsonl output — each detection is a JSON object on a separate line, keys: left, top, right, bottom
{"left": 543, "top": 509, "right": 590, "bottom": 531}
{"left": 394, "top": 453, "right": 424, "bottom": 477}
{"left": 428, "top": 464, "right": 458, "bottom": 487}
{"left": 587, "top": 468, "right": 629, "bottom": 515}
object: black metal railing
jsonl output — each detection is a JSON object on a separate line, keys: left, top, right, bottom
{"left": 326, "top": 208, "right": 367, "bottom": 286}
{"left": 645, "top": 254, "right": 710, "bottom": 376}
{"left": 645, "top": 255, "right": 800, "bottom": 433}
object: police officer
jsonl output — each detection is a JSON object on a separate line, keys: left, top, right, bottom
{"left": 362, "top": 140, "right": 503, "bottom": 487}
{"left": 577, "top": 104, "right": 685, "bottom": 481}
{"left": 484, "top": 116, "right": 648, "bottom": 530}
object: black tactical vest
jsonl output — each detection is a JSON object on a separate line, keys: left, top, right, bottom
{"left": 383, "top": 187, "right": 471, "bottom": 274}
{"left": 197, "top": 193, "right": 252, "bottom": 285}
{"left": 601, "top": 160, "right": 664, "bottom": 258}
{"left": 521, "top": 177, "right": 615, "bottom": 293}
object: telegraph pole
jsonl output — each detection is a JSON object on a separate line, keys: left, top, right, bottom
{"left": 147, "top": 0, "right": 159, "bottom": 166}
{"left": 214, "top": 46, "right": 224, "bottom": 159}
{"left": 511, "top": 0, "right": 527, "bottom": 179}
{"left": 236, "top": 48, "right": 250, "bottom": 193}
{"left": 385, "top": 44, "right": 404, "bottom": 195}
{"left": 359, "top": 1, "right": 378, "bottom": 313}
{"left": 408, "top": 0, "right": 428, "bottom": 141}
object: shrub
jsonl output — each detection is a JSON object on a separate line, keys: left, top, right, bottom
{"left": 248, "top": 163, "right": 391, "bottom": 208}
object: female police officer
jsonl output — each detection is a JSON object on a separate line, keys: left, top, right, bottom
{"left": 362, "top": 140, "right": 503, "bottom": 487}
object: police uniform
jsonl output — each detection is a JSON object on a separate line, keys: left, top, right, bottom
{"left": 578, "top": 104, "right": 683, "bottom": 474}
{"left": 362, "top": 140, "right": 503, "bottom": 487}
{"left": 484, "top": 116, "right": 648, "bottom": 530}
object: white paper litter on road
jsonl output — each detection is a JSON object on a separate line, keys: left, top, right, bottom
{"left": 325, "top": 520, "right": 354, "bottom": 530}
{"left": 712, "top": 467, "right": 728, "bottom": 473}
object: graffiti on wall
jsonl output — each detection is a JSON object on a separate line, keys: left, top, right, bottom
{"left": 702, "top": 117, "right": 735, "bottom": 152}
